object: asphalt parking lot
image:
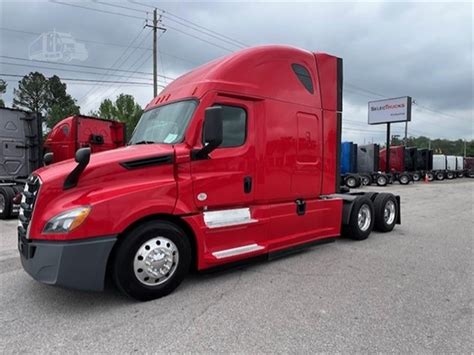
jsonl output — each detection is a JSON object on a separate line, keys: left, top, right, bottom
{"left": 0, "top": 179, "right": 472, "bottom": 353}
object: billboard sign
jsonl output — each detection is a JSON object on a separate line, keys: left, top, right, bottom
{"left": 368, "top": 96, "right": 412, "bottom": 125}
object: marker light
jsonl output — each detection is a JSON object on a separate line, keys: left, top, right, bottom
{"left": 43, "top": 206, "right": 91, "bottom": 234}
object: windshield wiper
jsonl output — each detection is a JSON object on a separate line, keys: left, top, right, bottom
{"left": 133, "top": 140, "right": 156, "bottom": 145}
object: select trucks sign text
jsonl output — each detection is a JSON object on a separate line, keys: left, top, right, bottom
{"left": 368, "top": 96, "right": 412, "bottom": 125}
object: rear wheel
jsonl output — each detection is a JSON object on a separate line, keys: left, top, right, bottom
{"left": 456, "top": 172, "right": 464, "bottom": 178}
{"left": 426, "top": 172, "right": 435, "bottom": 181}
{"left": 399, "top": 173, "right": 410, "bottom": 185}
{"left": 376, "top": 174, "right": 388, "bottom": 187}
{"left": 412, "top": 172, "right": 421, "bottom": 181}
{"left": 435, "top": 172, "right": 445, "bottom": 180}
{"left": 345, "top": 175, "right": 358, "bottom": 188}
{"left": 0, "top": 187, "right": 14, "bottom": 219}
{"left": 360, "top": 174, "right": 371, "bottom": 186}
{"left": 343, "top": 196, "right": 374, "bottom": 241}
{"left": 112, "top": 220, "right": 192, "bottom": 301}
{"left": 373, "top": 193, "right": 398, "bottom": 232}
{"left": 446, "top": 172, "right": 454, "bottom": 179}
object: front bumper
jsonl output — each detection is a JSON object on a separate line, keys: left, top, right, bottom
{"left": 19, "top": 235, "right": 117, "bottom": 291}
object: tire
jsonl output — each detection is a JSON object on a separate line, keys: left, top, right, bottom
{"left": 426, "top": 172, "right": 435, "bottom": 181}
{"left": 373, "top": 193, "right": 398, "bottom": 232}
{"left": 342, "top": 196, "right": 374, "bottom": 241}
{"left": 361, "top": 174, "right": 372, "bottom": 186}
{"left": 456, "top": 172, "right": 463, "bottom": 178}
{"left": 412, "top": 172, "right": 421, "bottom": 182}
{"left": 112, "top": 220, "right": 192, "bottom": 301}
{"left": 0, "top": 186, "right": 15, "bottom": 219}
{"left": 399, "top": 173, "right": 410, "bottom": 185}
{"left": 376, "top": 174, "right": 388, "bottom": 187}
{"left": 435, "top": 172, "right": 445, "bottom": 181}
{"left": 446, "top": 172, "right": 454, "bottom": 179}
{"left": 345, "top": 176, "right": 358, "bottom": 188}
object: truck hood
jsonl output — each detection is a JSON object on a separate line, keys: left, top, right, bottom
{"left": 35, "top": 144, "right": 175, "bottom": 186}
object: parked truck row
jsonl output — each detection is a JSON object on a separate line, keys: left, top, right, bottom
{"left": 0, "top": 108, "right": 125, "bottom": 219}
{"left": 340, "top": 141, "right": 473, "bottom": 188}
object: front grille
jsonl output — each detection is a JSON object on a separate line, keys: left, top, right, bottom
{"left": 18, "top": 175, "right": 41, "bottom": 239}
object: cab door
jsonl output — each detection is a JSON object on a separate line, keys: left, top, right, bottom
{"left": 191, "top": 95, "right": 256, "bottom": 209}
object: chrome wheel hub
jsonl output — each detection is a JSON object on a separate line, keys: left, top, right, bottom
{"left": 134, "top": 237, "right": 179, "bottom": 286}
{"left": 358, "top": 204, "right": 371, "bottom": 232}
{"left": 384, "top": 200, "right": 396, "bottom": 225}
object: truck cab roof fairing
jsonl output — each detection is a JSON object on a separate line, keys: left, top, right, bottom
{"left": 147, "top": 45, "right": 330, "bottom": 110}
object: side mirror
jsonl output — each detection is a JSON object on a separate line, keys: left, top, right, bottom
{"left": 43, "top": 152, "right": 54, "bottom": 166}
{"left": 64, "top": 148, "right": 91, "bottom": 190}
{"left": 195, "top": 106, "right": 223, "bottom": 159}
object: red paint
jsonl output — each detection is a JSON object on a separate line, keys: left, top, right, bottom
{"left": 379, "top": 145, "right": 405, "bottom": 172}
{"left": 30, "top": 45, "right": 344, "bottom": 269}
{"left": 43, "top": 115, "right": 125, "bottom": 163}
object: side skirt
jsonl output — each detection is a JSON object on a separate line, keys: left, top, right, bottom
{"left": 268, "top": 237, "right": 336, "bottom": 261}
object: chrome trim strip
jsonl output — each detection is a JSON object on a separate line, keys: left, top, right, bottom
{"left": 203, "top": 208, "right": 258, "bottom": 229}
{"left": 212, "top": 244, "right": 264, "bottom": 259}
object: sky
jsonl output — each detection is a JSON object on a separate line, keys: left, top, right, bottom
{"left": 0, "top": 0, "right": 472, "bottom": 143}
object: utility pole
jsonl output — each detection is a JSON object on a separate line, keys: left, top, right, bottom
{"left": 145, "top": 9, "right": 166, "bottom": 98}
{"left": 404, "top": 121, "right": 408, "bottom": 144}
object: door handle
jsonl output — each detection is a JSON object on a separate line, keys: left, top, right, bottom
{"left": 244, "top": 176, "right": 252, "bottom": 194}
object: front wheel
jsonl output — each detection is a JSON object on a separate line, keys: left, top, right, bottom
{"left": 112, "top": 221, "right": 191, "bottom": 301}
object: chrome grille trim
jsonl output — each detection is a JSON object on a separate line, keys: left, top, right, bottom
{"left": 18, "top": 175, "right": 41, "bottom": 240}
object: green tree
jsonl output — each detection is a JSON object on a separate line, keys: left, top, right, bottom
{"left": 0, "top": 79, "right": 6, "bottom": 107}
{"left": 95, "top": 94, "right": 143, "bottom": 133}
{"left": 46, "top": 75, "right": 80, "bottom": 127}
{"left": 13, "top": 72, "right": 49, "bottom": 113}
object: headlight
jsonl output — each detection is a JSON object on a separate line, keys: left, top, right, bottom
{"left": 43, "top": 206, "right": 91, "bottom": 234}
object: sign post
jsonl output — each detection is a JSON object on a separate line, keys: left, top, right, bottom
{"left": 368, "top": 96, "right": 412, "bottom": 173}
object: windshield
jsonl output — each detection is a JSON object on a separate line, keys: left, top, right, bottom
{"left": 129, "top": 100, "right": 198, "bottom": 145}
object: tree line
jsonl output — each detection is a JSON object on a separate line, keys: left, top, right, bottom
{"left": 0, "top": 72, "right": 143, "bottom": 132}
{"left": 390, "top": 136, "right": 473, "bottom": 157}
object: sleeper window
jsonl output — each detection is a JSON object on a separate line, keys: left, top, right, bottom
{"left": 291, "top": 63, "right": 314, "bottom": 94}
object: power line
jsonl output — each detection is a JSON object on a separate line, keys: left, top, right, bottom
{"left": 49, "top": 0, "right": 145, "bottom": 20}
{"left": 128, "top": 0, "right": 249, "bottom": 48}
{"left": 76, "top": 26, "right": 148, "bottom": 104}
{"left": 2, "top": 78, "right": 151, "bottom": 87}
{"left": 0, "top": 73, "right": 153, "bottom": 85}
{"left": 161, "top": 14, "right": 244, "bottom": 49}
{"left": 0, "top": 55, "right": 174, "bottom": 80}
{"left": 165, "top": 24, "right": 235, "bottom": 53}
{"left": 0, "top": 61, "right": 155, "bottom": 81}
{"left": 0, "top": 27, "right": 200, "bottom": 66}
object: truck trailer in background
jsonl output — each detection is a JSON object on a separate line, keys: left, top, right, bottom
{"left": 340, "top": 141, "right": 361, "bottom": 188}
{"left": 0, "top": 108, "right": 126, "bottom": 219}
{"left": 379, "top": 146, "right": 413, "bottom": 185}
{"left": 356, "top": 143, "right": 391, "bottom": 186}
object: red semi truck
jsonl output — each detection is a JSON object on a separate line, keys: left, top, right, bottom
{"left": 18, "top": 46, "right": 401, "bottom": 301}
{"left": 43, "top": 115, "right": 126, "bottom": 163}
